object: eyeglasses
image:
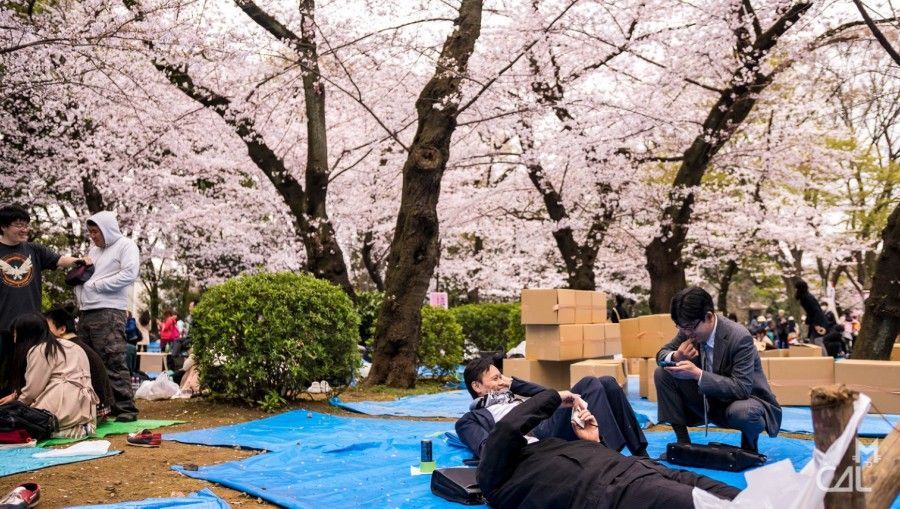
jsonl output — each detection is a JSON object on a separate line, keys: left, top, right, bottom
{"left": 8, "top": 221, "right": 29, "bottom": 230}
{"left": 677, "top": 319, "right": 703, "bottom": 333}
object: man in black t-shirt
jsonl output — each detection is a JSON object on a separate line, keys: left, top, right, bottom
{"left": 0, "top": 205, "right": 85, "bottom": 385}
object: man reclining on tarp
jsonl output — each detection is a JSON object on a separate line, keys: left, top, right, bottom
{"left": 477, "top": 388, "right": 741, "bottom": 509}
{"left": 456, "top": 357, "right": 648, "bottom": 459}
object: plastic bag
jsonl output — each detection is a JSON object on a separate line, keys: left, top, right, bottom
{"left": 33, "top": 440, "right": 110, "bottom": 458}
{"left": 692, "top": 393, "right": 872, "bottom": 509}
{"left": 134, "top": 372, "right": 181, "bottom": 401}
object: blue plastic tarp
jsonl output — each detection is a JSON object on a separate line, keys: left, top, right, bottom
{"left": 165, "top": 410, "right": 455, "bottom": 452}
{"left": 0, "top": 447, "right": 121, "bottom": 477}
{"left": 334, "top": 376, "right": 898, "bottom": 437}
{"left": 67, "top": 488, "right": 229, "bottom": 509}
{"left": 169, "top": 412, "right": 825, "bottom": 509}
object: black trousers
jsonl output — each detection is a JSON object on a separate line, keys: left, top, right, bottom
{"left": 533, "top": 376, "right": 648, "bottom": 454}
{"left": 655, "top": 367, "right": 767, "bottom": 449}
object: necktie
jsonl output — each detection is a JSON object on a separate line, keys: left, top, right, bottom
{"left": 702, "top": 343, "right": 713, "bottom": 435}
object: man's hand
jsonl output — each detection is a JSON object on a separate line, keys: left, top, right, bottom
{"left": 82, "top": 256, "right": 93, "bottom": 266}
{"left": 0, "top": 392, "right": 16, "bottom": 406}
{"left": 664, "top": 360, "right": 702, "bottom": 380}
{"left": 572, "top": 408, "right": 600, "bottom": 442}
{"left": 558, "top": 390, "right": 584, "bottom": 409}
{"left": 672, "top": 340, "right": 699, "bottom": 363}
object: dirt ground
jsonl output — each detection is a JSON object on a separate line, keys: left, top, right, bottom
{"left": 3, "top": 386, "right": 829, "bottom": 508}
{"left": 2, "top": 397, "right": 360, "bottom": 508}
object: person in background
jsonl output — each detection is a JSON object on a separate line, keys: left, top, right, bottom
{"left": 0, "top": 313, "right": 98, "bottom": 438}
{"left": 774, "top": 309, "right": 790, "bottom": 349}
{"left": 820, "top": 301, "right": 837, "bottom": 328}
{"left": 752, "top": 328, "right": 775, "bottom": 351}
{"left": 124, "top": 311, "right": 141, "bottom": 375}
{"left": 794, "top": 280, "right": 828, "bottom": 344}
{"left": 45, "top": 304, "right": 115, "bottom": 421}
{"left": 822, "top": 324, "right": 849, "bottom": 358}
{"left": 159, "top": 310, "right": 180, "bottom": 352}
{"left": 74, "top": 211, "right": 140, "bottom": 422}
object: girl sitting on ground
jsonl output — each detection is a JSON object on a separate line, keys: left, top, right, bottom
{"left": 0, "top": 313, "right": 98, "bottom": 438}
{"left": 45, "top": 304, "right": 115, "bottom": 420}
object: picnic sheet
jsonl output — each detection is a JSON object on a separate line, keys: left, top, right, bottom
{"left": 67, "top": 488, "right": 230, "bottom": 508}
{"left": 167, "top": 410, "right": 842, "bottom": 508}
{"left": 0, "top": 446, "right": 120, "bottom": 477}
{"left": 38, "top": 419, "right": 184, "bottom": 447}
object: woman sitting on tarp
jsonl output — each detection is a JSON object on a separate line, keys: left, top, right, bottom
{"left": 45, "top": 304, "right": 115, "bottom": 420}
{"left": 0, "top": 313, "right": 98, "bottom": 438}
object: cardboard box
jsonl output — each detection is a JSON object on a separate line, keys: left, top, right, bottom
{"left": 604, "top": 323, "right": 621, "bottom": 355}
{"left": 789, "top": 344, "right": 825, "bottom": 357}
{"left": 766, "top": 357, "right": 835, "bottom": 406}
{"left": 834, "top": 360, "right": 900, "bottom": 414}
{"left": 626, "top": 357, "right": 642, "bottom": 376}
{"left": 591, "top": 291, "right": 607, "bottom": 323}
{"left": 583, "top": 324, "right": 605, "bottom": 358}
{"left": 521, "top": 289, "right": 578, "bottom": 324}
{"left": 891, "top": 344, "right": 900, "bottom": 362}
{"left": 575, "top": 290, "right": 594, "bottom": 324}
{"left": 605, "top": 339, "right": 622, "bottom": 356}
{"left": 639, "top": 358, "right": 658, "bottom": 401}
{"left": 504, "top": 358, "right": 573, "bottom": 391}
{"left": 526, "top": 325, "right": 583, "bottom": 361}
{"left": 759, "top": 349, "right": 790, "bottom": 358}
{"left": 620, "top": 314, "right": 676, "bottom": 358}
{"left": 571, "top": 359, "right": 626, "bottom": 389}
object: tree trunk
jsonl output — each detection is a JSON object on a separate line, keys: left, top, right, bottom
{"left": 853, "top": 203, "right": 899, "bottom": 360}
{"left": 645, "top": 3, "right": 812, "bottom": 312}
{"left": 717, "top": 259, "right": 739, "bottom": 314}
{"left": 81, "top": 173, "right": 106, "bottom": 214}
{"left": 147, "top": 0, "right": 356, "bottom": 299}
{"left": 810, "top": 385, "right": 865, "bottom": 509}
{"left": 361, "top": 230, "right": 384, "bottom": 291}
{"left": 367, "top": 0, "right": 483, "bottom": 388}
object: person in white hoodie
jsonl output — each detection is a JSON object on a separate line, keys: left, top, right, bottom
{"left": 75, "top": 211, "right": 140, "bottom": 422}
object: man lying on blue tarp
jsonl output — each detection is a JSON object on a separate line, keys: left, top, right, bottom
{"left": 456, "top": 357, "right": 648, "bottom": 459}
{"left": 477, "top": 388, "right": 741, "bottom": 508}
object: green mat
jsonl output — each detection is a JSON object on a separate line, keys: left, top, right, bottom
{"left": 38, "top": 419, "right": 184, "bottom": 447}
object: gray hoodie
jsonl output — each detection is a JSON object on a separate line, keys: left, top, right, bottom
{"left": 75, "top": 211, "right": 140, "bottom": 311}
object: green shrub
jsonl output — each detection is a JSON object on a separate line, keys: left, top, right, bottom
{"left": 191, "top": 272, "right": 360, "bottom": 404}
{"left": 450, "top": 303, "right": 521, "bottom": 352}
{"left": 418, "top": 306, "right": 464, "bottom": 379}
{"left": 504, "top": 305, "right": 526, "bottom": 350}
{"left": 354, "top": 291, "right": 383, "bottom": 346}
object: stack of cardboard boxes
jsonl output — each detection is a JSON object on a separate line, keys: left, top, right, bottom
{"left": 760, "top": 356, "right": 900, "bottom": 413}
{"left": 503, "top": 289, "right": 624, "bottom": 390}
{"left": 619, "top": 314, "right": 678, "bottom": 402}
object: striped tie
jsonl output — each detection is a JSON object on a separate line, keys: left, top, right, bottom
{"left": 702, "top": 343, "right": 712, "bottom": 435}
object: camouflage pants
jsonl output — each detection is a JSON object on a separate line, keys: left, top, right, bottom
{"left": 78, "top": 308, "right": 138, "bottom": 418}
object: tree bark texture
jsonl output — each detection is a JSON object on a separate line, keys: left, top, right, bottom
{"left": 810, "top": 385, "right": 865, "bottom": 509}
{"left": 716, "top": 259, "right": 739, "bottom": 314}
{"left": 361, "top": 230, "right": 385, "bottom": 291}
{"left": 852, "top": 202, "right": 899, "bottom": 360}
{"left": 645, "top": 2, "right": 812, "bottom": 312}
{"left": 154, "top": 59, "right": 354, "bottom": 299}
{"left": 368, "top": 0, "right": 483, "bottom": 388}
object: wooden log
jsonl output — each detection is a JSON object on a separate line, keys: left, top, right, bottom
{"left": 810, "top": 385, "right": 864, "bottom": 509}
{"left": 863, "top": 426, "right": 899, "bottom": 509}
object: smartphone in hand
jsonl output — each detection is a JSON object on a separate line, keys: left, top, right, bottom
{"left": 571, "top": 407, "right": 585, "bottom": 428}
{"left": 657, "top": 360, "right": 678, "bottom": 367}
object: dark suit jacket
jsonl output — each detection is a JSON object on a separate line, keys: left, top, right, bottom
{"left": 455, "top": 378, "right": 545, "bottom": 458}
{"left": 476, "top": 389, "right": 739, "bottom": 509}
{"left": 655, "top": 314, "right": 782, "bottom": 436}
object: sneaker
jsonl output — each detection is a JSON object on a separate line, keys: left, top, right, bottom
{"left": 307, "top": 381, "right": 322, "bottom": 394}
{"left": 320, "top": 381, "right": 332, "bottom": 393}
{"left": 0, "top": 482, "right": 40, "bottom": 508}
{"left": 126, "top": 429, "right": 161, "bottom": 448}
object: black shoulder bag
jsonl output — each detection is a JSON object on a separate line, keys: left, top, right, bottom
{"left": 665, "top": 442, "right": 766, "bottom": 472}
{"left": 0, "top": 400, "right": 59, "bottom": 440}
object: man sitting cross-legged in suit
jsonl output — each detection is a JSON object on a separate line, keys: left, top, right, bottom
{"left": 655, "top": 287, "right": 782, "bottom": 453}
{"left": 477, "top": 388, "right": 741, "bottom": 509}
{"left": 456, "top": 356, "right": 648, "bottom": 460}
